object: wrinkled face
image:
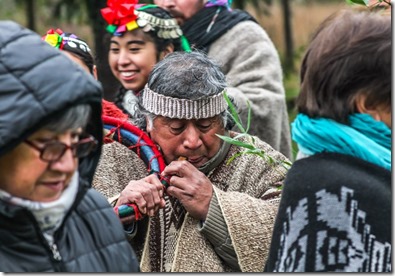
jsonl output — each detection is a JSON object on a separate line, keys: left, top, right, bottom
{"left": 147, "top": 115, "right": 225, "bottom": 168}
{"left": 108, "top": 30, "right": 159, "bottom": 93}
{"left": 154, "top": 0, "right": 205, "bottom": 25}
{"left": 0, "top": 129, "right": 80, "bottom": 202}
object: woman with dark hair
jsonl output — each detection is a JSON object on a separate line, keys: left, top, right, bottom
{"left": 101, "top": 0, "right": 190, "bottom": 117}
{"left": 265, "top": 9, "right": 391, "bottom": 272}
{"left": 42, "top": 28, "right": 97, "bottom": 76}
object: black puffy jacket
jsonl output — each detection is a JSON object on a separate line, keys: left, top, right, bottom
{"left": 0, "top": 21, "right": 139, "bottom": 272}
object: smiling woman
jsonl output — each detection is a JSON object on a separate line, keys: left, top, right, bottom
{"left": 0, "top": 105, "right": 94, "bottom": 203}
{"left": 101, "top": 0, "right": 190, "bottom": 118}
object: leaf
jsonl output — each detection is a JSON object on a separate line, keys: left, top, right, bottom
{"left": 223, "top": 92, "right": 245, "bottom": 133}
{"left": 226, "top": 152, "right": 245, "bottom": 165}
{"left": 233, "top": 133, "right": 249, "bottom": 140}
{"left": 216, "top": 134, "right": 255, "bottom": 150}
{"left": 246, "top": 100, "right": 252, "bottom": 133}
{"left": 347, "top": 0, "right": 369, "bottom": 6}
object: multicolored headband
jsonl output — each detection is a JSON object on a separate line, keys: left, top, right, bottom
{"left": 141, "top": 85, "right": 227, "bottom": 119}
{"left": 205, "top": 0, "right": 233, "bottom": 10}
{"left": 101, "top": 0, "right": 183, "bottom": 39}
{"left": 42, "top": 29, "right": 91, "bottom": 53}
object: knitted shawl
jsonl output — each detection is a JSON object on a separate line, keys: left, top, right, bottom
{"left": 93, "top": 132, "right": 289, "bottom": 272}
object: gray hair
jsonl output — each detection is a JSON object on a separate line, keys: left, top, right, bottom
{"left": 44, "top": 104, "right": 91, "bottom": 133}
{"left": 132, "top": 51, "right": 235, "bottom": 130}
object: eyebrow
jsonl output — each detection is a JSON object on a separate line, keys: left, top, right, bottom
{"left": 110, "top": 40, "right": 146, "bottom": 46}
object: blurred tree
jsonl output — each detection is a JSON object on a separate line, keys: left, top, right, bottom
{"left": 26, "top": 0, "right": 36, "bottom": 31}
{"left": 281, "top": 0, "right": 294, "bottom": 73}
{"left": 84, "top": 0, "right": 121, "bottom": 100}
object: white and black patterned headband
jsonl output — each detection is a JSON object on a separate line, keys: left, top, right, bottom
{"left": 141, "top": 85, "right": 227, "bottom": 119}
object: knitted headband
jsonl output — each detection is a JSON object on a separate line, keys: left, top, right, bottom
{"left": 141, "top": 85, "right": 227, "bottom": 119}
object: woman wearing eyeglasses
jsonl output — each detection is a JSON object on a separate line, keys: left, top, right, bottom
{"left": 0, "top": 21, "right": 139, "bottom": 272}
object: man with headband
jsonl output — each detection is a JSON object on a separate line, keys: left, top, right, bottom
{"left": 95, "top": 51, "right": 290, "bottom": 272}
{"left": 154, "top": 0, "right": 293, "bottom": 159}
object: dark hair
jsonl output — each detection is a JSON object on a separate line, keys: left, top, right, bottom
{"left": 62, "top": 33, "right": 95, "bottom": 74}
{"left": 297, "top": 9, "right": 391, "bottom": 124}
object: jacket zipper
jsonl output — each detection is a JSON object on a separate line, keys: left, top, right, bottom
{"left": 24, "top": 210, "right": 64, "bottom": 269}
{"left": 50, "top": 242, "right": 62, "bottom": 261}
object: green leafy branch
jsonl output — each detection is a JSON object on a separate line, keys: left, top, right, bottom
{"left": 346, "top": 0, "right": 391, "bottom": 9}
{"left": 216, "top": 92, "right": 292, "bottom": 175}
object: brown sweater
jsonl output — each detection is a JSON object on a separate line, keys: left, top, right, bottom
{"left": 92, "top": 132, "right": 289, "bottom": 272}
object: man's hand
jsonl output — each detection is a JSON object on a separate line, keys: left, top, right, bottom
{"left": 116, "top": 174, "right": 166, "bottom": 217}
{"left": 163, "top": 160, "right": 213, "bottom": 220}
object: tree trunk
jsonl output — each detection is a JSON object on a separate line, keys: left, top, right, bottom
{"left": 85, "top": 0, "right": 121, "bottom": 101}
{"left": 26, "top": 0, "right": 36, "bottom": 31}
{"left": 281, "top": 0, "right": 294, "bottom": 73}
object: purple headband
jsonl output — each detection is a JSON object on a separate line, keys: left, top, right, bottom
{"left": 205, "top": 0, "right": 233, "bottom": 10}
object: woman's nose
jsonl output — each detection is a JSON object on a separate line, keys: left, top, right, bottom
{"left": 117, "top": 49, "right": 130, "bottom": 66}
{"left": 48, "top": 136, "right": 78, "bottom": 173}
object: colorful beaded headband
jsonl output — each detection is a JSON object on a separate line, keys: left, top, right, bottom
{"left": 101, "top": 0, "right": 183, "bottom": 39}
{"left": 205, "top": 0, "right": 233, "bottom": 10}
{"left": 141, "top": 85, "right": 227, "bottom": 119}
{"left": 42, "top": 29, "right": 91, "bottom": 53}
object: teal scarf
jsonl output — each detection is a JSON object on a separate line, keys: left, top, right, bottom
{"left": 292, "top": 113, "right": 391, "bottom": 170}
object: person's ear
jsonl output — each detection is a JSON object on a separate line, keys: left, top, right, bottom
{"left": 159, "top": 44, "right": 175, "bottom": 61}
{"left": 355, "top": 94, "right": 381, "bottom": 121}
{"left": 92, "top": 65, "right": 98, "bottom": 80}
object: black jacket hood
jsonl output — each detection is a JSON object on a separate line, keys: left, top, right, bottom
{"left": 0, "top": 21, "right": 103, "bottom": 184}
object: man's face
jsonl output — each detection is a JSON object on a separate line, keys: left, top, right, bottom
{"left": 147, "top": 115, "right": 225, "bottom": 168}
{"left": 154, "top": 0, "right": 206, "bottom": 25}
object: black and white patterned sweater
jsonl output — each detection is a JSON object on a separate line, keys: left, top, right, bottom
{"left": 264, "top": 152, "right": 391, "bottom": 272}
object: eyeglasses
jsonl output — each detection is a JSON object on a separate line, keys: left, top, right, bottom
{"left": 24, "top": 135, "right": 98, "bottom": 162}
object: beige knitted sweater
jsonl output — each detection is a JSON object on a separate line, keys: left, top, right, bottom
{"left": 93, "top": 133, "right": 289, "bottom": 272}
{"left": 208, "top": 21, "right": 292, "bottom": 159}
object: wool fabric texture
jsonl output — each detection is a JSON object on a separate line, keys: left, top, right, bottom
{"left": 292, "top": 113, "right": 391, "bottom": 170}
{"left": 264, "top": 152, "right": 391, "bottom": 272}
{"left": 141, "top": 86, "right": 227, "bottom": 119}
{"left": 93, "top": 131, "right": 290, "bottom": 272}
